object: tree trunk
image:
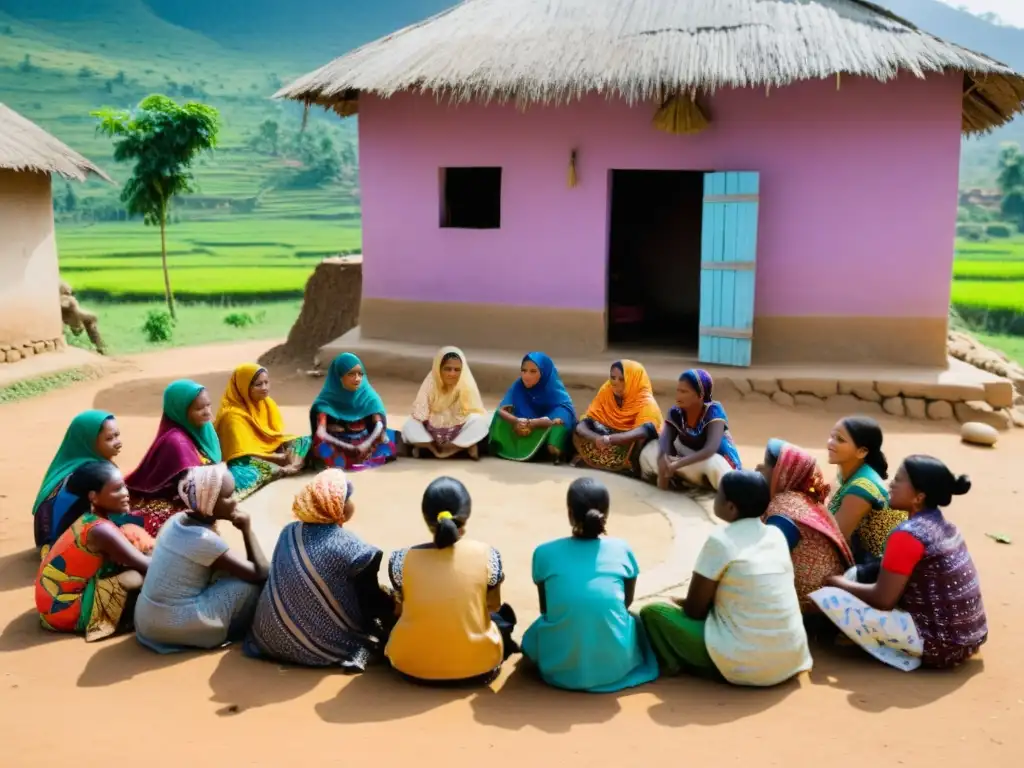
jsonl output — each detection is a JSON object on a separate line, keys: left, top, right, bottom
{"left": 159, "top": 205, "right": 176, "bottom": 319}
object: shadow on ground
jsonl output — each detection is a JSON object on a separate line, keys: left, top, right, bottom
{"left": 0, "top": 548, "right": 39, "bottom": 593}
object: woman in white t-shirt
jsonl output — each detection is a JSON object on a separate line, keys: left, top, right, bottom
{"left": 640, "top": 469, "right": 812, "bottom": 686}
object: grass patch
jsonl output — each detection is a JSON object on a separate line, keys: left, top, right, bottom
{"left": 0, "top": 368, "right": 98, "bottom": 404}
{"left": 952, "top": 260, "right": 1024, "bottom": 280}
{"left": 950, "top": 281, "right": 1024, "bottom": 312}
{"left": 973, "top": 333, "right": 1024, "bottom": 367}
{"left": 63, "top": 300, "right": 302, "bottom": 355}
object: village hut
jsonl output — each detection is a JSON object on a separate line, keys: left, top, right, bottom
{"left": 277, "top": 0, "right": 1024, "bottom": 367}
{"left": 0, "top": 103, "right": 111, "bottom": 363}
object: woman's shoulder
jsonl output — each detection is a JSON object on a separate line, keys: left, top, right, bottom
{"left": 705, "top": 401, "right": 728, "bottom": 421}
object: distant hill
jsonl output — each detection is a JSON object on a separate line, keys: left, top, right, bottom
{"left": 0, "top": 0, "right": 1020, "bottom": 198}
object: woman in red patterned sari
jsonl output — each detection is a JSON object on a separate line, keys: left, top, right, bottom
{"left": 758, "top": 440, "right": 853, "bottom": 612}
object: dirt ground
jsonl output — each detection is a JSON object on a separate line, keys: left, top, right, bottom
{"left": 1, "top": 340, "right": 1022, "bottom": 767}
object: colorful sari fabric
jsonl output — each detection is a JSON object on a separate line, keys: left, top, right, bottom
{"left": 490, "top": 352, "right": 576, "bottom": 462}
{"left": 828, "top": 463, "right": 906, "bottom": 563}
{"left": 571, "top": 360, "right": 663, "bottom": 476}
{"left": 764, "top": 444, "right": 853, "bottom": 611}
{"left": 215, "top": 362, "right": 310, "bottom": 499}
{"left": 32, "top": 410, "right": 114, "bottom": 548}
{"left": 405, "top": 347, "right": 489, "bottom": 458}
{"left": 35, "top": 514, "right": 132, "bottom": 642}
{"left": 311, "top": 353, "right": 397, "bottom": 472}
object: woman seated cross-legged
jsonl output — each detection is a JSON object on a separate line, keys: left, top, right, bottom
{"left": 244, "top": 468, "right": 396, "bottom": 670}
{"left": 810, "top": 455, "right": 987, "bottom": 671}
{"left": 640, "top": 368, "right": 741, "bottom": 491}
{"left": 385, "top": 476, "right": 518, "bottom": 686}
{"left": 310, "top": 353, "right": 398, "bottom": 472}
{"left": 134, "top": 464, "right": 267, "bottom": 653}
{"left": 402, "top": 346, "right": 489, "bottom": 460}
{"left": 489, "top": 352, "right": 576, "bottom": 465}
{"left": 571, "top": 360, "right": 663, "bottom": 477}
{"left": 126, "top": 379, "right": 224, "bottom": 537}
{"left": 640, "top": 470, "right": 812, "bottom": 686}
{"left": 35, "top": 462, "right": 152, "bottom": 642}
{"left": 215, "top": 363, "right": 310, "bottom": 500}
{"left": 521, "top": 477, "right": 659, "bottom": 692}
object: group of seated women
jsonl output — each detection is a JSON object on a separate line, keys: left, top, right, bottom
{"left": 29, "top": 348, "right": 988, "bottom": 686}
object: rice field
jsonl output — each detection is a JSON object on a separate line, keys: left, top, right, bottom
{"left": 951, "top": 239, "right": 1024, "bottom": 315}
{"left": 57, "top": 195, "right": 362, "bottom": 301}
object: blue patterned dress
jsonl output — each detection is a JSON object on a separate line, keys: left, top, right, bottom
{"left": 243, "top": 522, "right": 395, "bottom": 669}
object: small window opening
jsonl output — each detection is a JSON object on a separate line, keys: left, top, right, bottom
{"left": 440, "top": 167, "right": 502, "bottom": 229}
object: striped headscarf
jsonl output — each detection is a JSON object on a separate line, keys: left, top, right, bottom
{"left": 293, "top": 469, "right": 352, "bottom": 525}
{"left": 680, "top": 369, "right": 715, "bottom": 404}
{"left": 178, "top": 463, "right": 229, "bottom": 518}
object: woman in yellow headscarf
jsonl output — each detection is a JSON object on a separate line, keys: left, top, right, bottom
{"left": 402, "top": 347, "right": 490, "bottom": 460}
{"left": 215, "top": 363, "right": 311, "bottom": 500}
{"left": 571, "top": 360, "right": 664, "bottom": 477}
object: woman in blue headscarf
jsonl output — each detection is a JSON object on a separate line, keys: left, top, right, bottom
{"left": 489, "top": 352, "right": 577, "bottom": 464}
{"left": 310, "top": 353, "right": 398, "bottom": 471}
{"left": 640, "top": 368, "right": 741, "bottom": 490}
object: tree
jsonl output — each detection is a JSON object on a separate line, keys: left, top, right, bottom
{"left": 94, "top": 95, "right": 220, "bottom": 318}
{"left": 253, "top": 119, "right": 280, "bottom": 155}
{"left": 63, "top": 183, "right": 77, "bottom": 213}
{"left": 997, "top": 142, "right": 1024, "bottom": 231}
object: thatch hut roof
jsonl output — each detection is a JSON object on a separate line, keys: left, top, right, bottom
{"left": 275, "top": 0, "right": 1024, "bottom": 134}
{"left": 0, "top": 103, "right": 112, "bottom": 183}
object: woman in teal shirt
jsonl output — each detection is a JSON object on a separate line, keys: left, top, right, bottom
{"left": 521, "top": 477, "right": 659, "bottom": 692}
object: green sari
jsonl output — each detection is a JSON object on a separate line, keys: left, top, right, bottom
{"left": 489, "top": 413, "right": 571, "bottom": 462}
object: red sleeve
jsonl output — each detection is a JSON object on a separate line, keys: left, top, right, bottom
{"left": 881, "top": 531, "right": 925, "bottom": 576}
{"left": 317, "top": 413, "right": 328, "bottom": 428}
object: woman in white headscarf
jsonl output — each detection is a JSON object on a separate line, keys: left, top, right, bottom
{"left": 134, "top": 464, "right": 269, "bottom": 653}
{"left": 402, "top": 346, "right": 490, "bottom": 459}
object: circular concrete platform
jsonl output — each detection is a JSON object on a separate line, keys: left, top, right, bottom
{"left": 240, "top": 458, "right": 715, "bottom": 620}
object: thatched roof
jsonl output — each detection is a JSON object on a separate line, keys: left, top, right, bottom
{"left": 275, "top": 0, "right": 1024, "bottom": 134}
{"left": 0, "top": 103, "right": 112, "bottom": 183}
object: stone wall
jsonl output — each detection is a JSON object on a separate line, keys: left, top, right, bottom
{"left": 0, "top": 337, "right": 65, "bottom": 364}
{"left": 710, "top": 370, "right": 1020, "bottom": 431}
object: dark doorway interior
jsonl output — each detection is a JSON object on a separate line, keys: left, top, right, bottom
{"left": 607, "top": 170, "right": 704, "bottom": 348}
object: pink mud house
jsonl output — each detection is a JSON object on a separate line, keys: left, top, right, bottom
{"left": 278, "top": 0, "right": 1024, "bottom": 367}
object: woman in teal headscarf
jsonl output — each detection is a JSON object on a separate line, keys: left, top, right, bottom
{"left": 33, "top": 410, "right": 123, "bottom": 550}
{"left": 310, "top": 353, "right": 398, "bottom": 472}
{"left": 125, "top": 380, "right": 223, "bottom": 535}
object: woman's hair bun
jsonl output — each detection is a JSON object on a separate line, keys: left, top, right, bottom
{"left": 952, "top": 474, "right": 972, "bottom": 496}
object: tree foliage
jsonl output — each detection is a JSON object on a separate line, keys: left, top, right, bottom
{"left": 93, "top": 95, "right": 220, "bottom": 316}
{"left": 997, "top": 143, "right": 1024, "bottom": 231}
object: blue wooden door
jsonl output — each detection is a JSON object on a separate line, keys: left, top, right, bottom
{"left": 698, "top": 171, "right": 760, "bottom": 367}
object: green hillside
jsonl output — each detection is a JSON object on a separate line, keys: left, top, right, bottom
{"left": 0, "top": 0, "right": 1021, "bottom": 309}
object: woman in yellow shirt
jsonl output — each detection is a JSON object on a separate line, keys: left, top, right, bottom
{"left": 385, "top": 476, "right": 518, "bottom": 685}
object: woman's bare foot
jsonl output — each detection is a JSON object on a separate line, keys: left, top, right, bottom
{"left": 411, "top": 446, "right": 421, "bottom": 459}
{"left": 468, "top": 444, "right": 480, "bottom": 461}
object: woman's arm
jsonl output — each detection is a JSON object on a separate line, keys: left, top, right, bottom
{"left": 89, "top": 523, "right": 151, "bottom": 574}
{"left": 834, "top": 495, "right": 874, "bottom": 541}
{"left": 669, "top": 422, "right": 726, "bottom": 470}
{"left": 210, "top": 512, "right": 269, "bottom": 584}
{"left": 575, "top": 420, "right": 600, "bottom": 441}
{"left": 495, "top": 406, "right": 519, "bottom": 424}
{"left": 679, "top": 573, "right": 719, "bottom": 620}
{"left": 624, "top": 578, "right": 636, "bottom": 609}
{"left": 314, "top": 412, "right": 350, "bottom": 450}
{"left": 826, "top": 569, "right": 910, "bottom": 611}
{"left": 608, "top": 426, "right": 653, "bottom": 445}
{"left": 355, "top": 419, "right": 386, "bottom": 454}
{"left": 658, "top": 423, "right": 674, "bottom": 455}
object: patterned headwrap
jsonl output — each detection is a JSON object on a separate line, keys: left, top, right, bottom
{"left": 177, "top": 463, "right": 229, "bottom": 518}
{"left": 680, "top": 369, "right": 714, "bottom": 404}
{"left": 292, "top": 468, "right": 353, "bottom": 525}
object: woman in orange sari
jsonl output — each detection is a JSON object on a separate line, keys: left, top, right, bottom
{"left": 571, "top": 360, "right": 664, "bottom": 477}
{"left": 758, "top": 439, "right": 853, "bottom": 612}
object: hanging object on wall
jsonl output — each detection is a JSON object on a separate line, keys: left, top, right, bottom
{"left": 653, "top": 91, "right": 710, "bottom": 135}
{"left": 568, "top": 149, "right": 578, "bottom": 188}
